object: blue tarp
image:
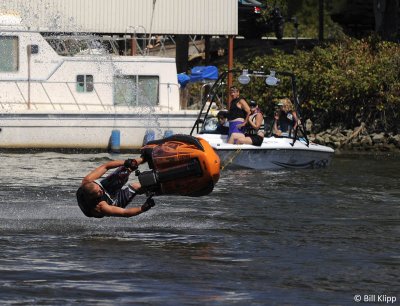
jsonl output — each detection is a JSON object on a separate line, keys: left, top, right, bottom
{"left": 178, "top": 66, "right": 218, "bottom": 88}
{"left": 177, "top": 73, "right": 191, "bottom": 87}
{"left": 190, "top": 66, "right": 218, "bottom": 82}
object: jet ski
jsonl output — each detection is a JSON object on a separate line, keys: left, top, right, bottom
{"left": 136, "top": 134, "right": 220, "bottom": 197}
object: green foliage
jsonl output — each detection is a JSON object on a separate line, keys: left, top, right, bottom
{"left": 263, "top": 0, "right": 345, "bottom": 39}
{"left": 234, "top": 36, "right": 400, "bottom": 132}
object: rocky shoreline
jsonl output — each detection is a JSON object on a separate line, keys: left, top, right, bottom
{"left": 308, "top": 123, "right": 400, "bottom": 153}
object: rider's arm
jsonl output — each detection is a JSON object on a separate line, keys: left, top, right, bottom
{"left": 81, "top": 158, "right": 145, "bottom": 185}
{"left": 81, "top": 160, "right": 125, "bottom": 185}
{"left": 95, "top": 197, "right": 155, "bottom": 218}
{"left": 96, "top": 201, "right": 144, "bottom": 217}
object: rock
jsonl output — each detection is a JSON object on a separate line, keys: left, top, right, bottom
{"left": 305, "top": 119, "right": 312, "bottom": 132}
{"left": 329, "top": 135, "right": 338, "bottom": 143}
{"left": 388, "top": 134, "right": 400, "bottom": 147}
{"left": 345, "top": 129, "right": 354, "bottom": 137}
{"left": 372, "top": 132, "right": 386, "bottom": 144}
{"left": 315, "top": 135, "right": 325, "bottom": 144}
{"left": 360, "top": 135, "right": 373, "bottom": 146}
{"left": 311, "top": 128, "right": 399, "bottom": 152}
{"left": 336, "top": 132, "right": 345, "bottom": 139}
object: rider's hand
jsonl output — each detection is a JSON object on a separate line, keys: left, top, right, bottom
{"left": 141, "top": 198, "right": 155, "bottom": 212}
{"left": 124, "top": 159, "right": 138, "bottom": 171}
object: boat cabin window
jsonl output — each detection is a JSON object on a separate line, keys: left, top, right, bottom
{"left": 76, "top": 75, "right": 94, "bottom": 92}
{"left": 113, "top": 75, "right": 159, "bottom": 107}
{"left": 0, "top": 36, "right": 19, "bottom": 72}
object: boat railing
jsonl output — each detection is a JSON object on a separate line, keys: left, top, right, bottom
{"left": 0, "top": 79, "right": 176, "bottom": 111}
{"left": 44, "top": 31, "right": 205, "bottom": 58}
{"left": 190, "top": 70, "right": 236, "bottom": 135}
{"left": 44, "top": 34, "right": 122, "bottom": 57}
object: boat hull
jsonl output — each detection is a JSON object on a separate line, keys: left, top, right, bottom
{"left": 0, "top": 112, "right": 197, "bottom": 150}
{"left": 196, "top": 134, "right": 334, "bottom": 170}
{"left": 217, "top": 148, "right": 333, "bottom": 170}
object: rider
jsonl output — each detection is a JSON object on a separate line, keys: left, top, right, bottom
{"left": 76, "top": 158, "right": 155, "bottom": 218}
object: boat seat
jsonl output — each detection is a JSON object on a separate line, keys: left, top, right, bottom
{"left": 146, "top": 134, "right": 204, "bottom": 151}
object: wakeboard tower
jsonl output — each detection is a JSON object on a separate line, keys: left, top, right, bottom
{"left": 136, "top": 134, "right": 220, "bottom": 197}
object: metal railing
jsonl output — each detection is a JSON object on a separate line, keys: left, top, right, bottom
{"left": 44, "top": 32, "right": 206, "bottom": 58}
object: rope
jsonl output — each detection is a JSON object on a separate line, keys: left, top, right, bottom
{"left": 220, "top": 148, "right": 242, "bottom": 170}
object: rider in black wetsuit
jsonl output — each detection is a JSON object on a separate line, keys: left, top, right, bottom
{"left": 76, "top": 158, "right": 155, "bottom": 218}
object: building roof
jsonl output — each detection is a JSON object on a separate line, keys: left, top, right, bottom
{"left": 1, "top": 0, "right": 238, "bottom": 35}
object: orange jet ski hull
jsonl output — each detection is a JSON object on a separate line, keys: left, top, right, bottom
{"left": 138, "top": 134, "right": 220, "bottom": 197}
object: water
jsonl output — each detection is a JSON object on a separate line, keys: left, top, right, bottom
{"left": 0, "top": 152, "right": 399, "bottom": 305}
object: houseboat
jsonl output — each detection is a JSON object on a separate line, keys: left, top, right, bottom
{"left": 0, "top": 15, "right": 197, "bottom": 150}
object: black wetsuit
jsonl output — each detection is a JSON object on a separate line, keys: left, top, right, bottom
{"left": 76, "top": 166, "right": 137, "bottom": 218}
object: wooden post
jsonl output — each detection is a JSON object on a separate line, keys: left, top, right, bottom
{"left": 176, "top": 35, "right": 189, "bottom": 73}
{"left": 204, "top": 35, "right": 211, "bottom": 65}
{"left": 227, "top": 35, "right": 234, "bottom": 109}
{"left": 131, "top": 38, "right": 137, "bottom": 55}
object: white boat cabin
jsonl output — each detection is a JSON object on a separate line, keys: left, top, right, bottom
{"left": 0, "top": 18, "right": 198, "bottom": 150}
{"left": 0, "top": 23, "right": 182, "bottom": 114}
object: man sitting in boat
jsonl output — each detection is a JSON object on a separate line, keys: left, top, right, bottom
{"left": 216, "top": 111, "right": 229, "bottom": 135}
{"left": 273, "top": 98, "right": 299, "bottom": 137}
{"left": 227, "top": 86, "right": 251, "bottom": 144}
{"left": 76, "top": 158, "right": 155, "bottom": 218}
{"left": 231, "top": 100, "right": 265, "bottom": 146}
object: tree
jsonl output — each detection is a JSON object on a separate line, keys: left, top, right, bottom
{"left": 374, "top": 0, "right": 400, "bottom": 41}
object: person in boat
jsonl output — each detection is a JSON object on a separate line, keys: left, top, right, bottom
{"left": 76, "top": 158, "right": 155, "bottom": 218}
{"left": 235, "top": 100, "right": 265, "bottom": 146}
{"left": 273, "top": 98, "right": 299, "bottom": 137}
{"left": 216, "top": 110, "right": 229, "bottom": 135}
{"left": 227, "top": 86, "right": 251, "bottom": 144}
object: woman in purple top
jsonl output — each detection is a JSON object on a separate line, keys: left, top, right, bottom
{"left": 227, "top": 86, "right": 251, "bottom": 144}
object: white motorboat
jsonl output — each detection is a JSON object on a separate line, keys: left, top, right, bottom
{"left": 191, "top": 69, "right": 334, "bottom": 170}
{"left": 0, "top": 17, "right": 197, "bottom": 150}
{"left": 196, "top": 133, "right": 333, "bottom": 170}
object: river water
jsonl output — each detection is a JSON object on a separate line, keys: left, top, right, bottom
{"left": 0, "top": 152, "right": 398, "bottom": 305}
